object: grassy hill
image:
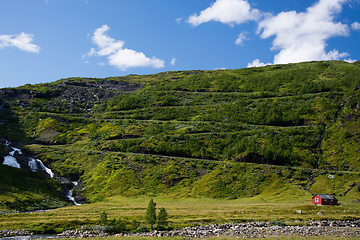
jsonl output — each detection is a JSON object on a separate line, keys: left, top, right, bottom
{"left": 0, "top": 60, "right": 360, "bottom": 211}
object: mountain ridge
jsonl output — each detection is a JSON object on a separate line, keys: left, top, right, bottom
{"left": 0, "top": 60, "right": 360, "bottom": 210}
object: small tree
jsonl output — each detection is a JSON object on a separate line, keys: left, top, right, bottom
{"left": 157, "top": 207, "right": 168, "bottom": 229}
{"left": 99, "top": 211, "right": 107, "bottom": 225}
{"left": 145, "top": 199, "right": 156, "bottom": 230}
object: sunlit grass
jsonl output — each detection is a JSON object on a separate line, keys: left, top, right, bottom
{"left": 1, "top": 195, "right": 359, "bottom": 233}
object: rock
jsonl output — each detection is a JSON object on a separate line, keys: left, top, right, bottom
{"left": 54, "top": 221, "right": 357, "bottom": 239}
{"left": 296, "top": 210, "right": 302, "bottom": 214}
{"left": 328, "top": 174, "right": 336, "bottom": 179}
{"left": 317, "top": 212, "right": 324, "bottom": 215}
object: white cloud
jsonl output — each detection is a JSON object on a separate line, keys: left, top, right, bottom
{"left": 187, "top": 0, "right": 260, "bottom": 27}
{"left": 108, "top": 49, "right": 165, "bottom": 70}
{"left": 235, "top": 31, "right": 248, "bottom": 45}
{"left": 85, "top": 25, "right": 165, "bottom": 70}
{"left": 98, "top": 62, "right": 105, "bottom": 66}
{"left": 171, "top": 57, "right": 176, "bottom": 66}
{"left": 351, "top": 21, "right": 360, "bottom": 30}
{"left": 257, "top": 0, "right": 350, "bottom": 64}
{"left": 176, "top": 17, "right": 183, "bottom": 24}
{"left": 247, "top": 59, "right": 271, "bottom": 68}
{"left": 0, "top": 32, "right": 40, "bottom": 53}
{"left": 344, "top": 58, "right": 357, "bottom": 63}
{"left": 82, "top": 48, "right": 96, "bottom": 59}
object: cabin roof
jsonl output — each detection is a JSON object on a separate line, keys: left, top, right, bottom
{"left": 313, "top": 194, "right": 338, "bottom": 201}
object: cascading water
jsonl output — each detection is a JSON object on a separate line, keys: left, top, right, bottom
{"left": 28, "top": 158, "right": 55, "bottom": 177}
{"left": 2, "top": 141, "right": 54, "bottom": 177}
{"left": 66, "top": 185, "right": 81, "bottom": 206}
{"left": 2, "top": 141, "right": 81, "bottom": 206}
{"left": 3, "top": 155, "right": 21, "bottom": 168}
{"left": 3, "top": 143, "right": 22, "bottom": 169}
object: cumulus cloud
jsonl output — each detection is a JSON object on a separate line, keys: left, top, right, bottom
{"left": 344, "top": 58, "right": 357, "bottom": 63}
{"left": 171, "top": 57, "right": 176, "bottom": 65}
{"left": 352, "top": 21, "right": 360, "bottom": 30}
{"left": 235, "top": 31, "right": 248, "bottom": 45}
{"left": 187, "top": 0, "right": 260, "bottom": 27}
{"left": 247, "top": 59, "right": 271, "bottom": 67}
{"left": 257, "top": 0, "right": 350, "bottom": 64}
{"left": 85, "top": 25, "right": 165, "bottom": 70}
{"left": 0, "top": 32, "right": 40, "bottom": 53}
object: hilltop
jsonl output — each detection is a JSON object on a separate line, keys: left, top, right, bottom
{"left": 0, "top": 60, "right": 360, "bottom": 211}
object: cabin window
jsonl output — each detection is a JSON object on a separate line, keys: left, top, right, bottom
{"left": 315, "top": 198, "right": 319, "bottom": 202}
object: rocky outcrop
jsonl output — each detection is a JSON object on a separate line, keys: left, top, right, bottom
{"left": 0, "top": 79, "right": 144, "bottom": 113}
{"left": 58, "top": 229, "right": 108, "bottom": 238}
{"left": 57, "top": 221, "right": 360, "bottom": 239}
{"left": 0, "top": 229, "right": 32, "bottom": 237}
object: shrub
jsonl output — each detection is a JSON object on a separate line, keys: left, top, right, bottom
{"left": 269, "top": 220, "right": 286, "bottom": 226}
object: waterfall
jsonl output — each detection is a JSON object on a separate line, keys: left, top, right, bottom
{"left": 66, "top": 182, "right": 81, "bottom": 206}
{"left": 28, "top": 158, "right": 55, "bottom": 178}
{"left": 9, "top": 147, "right": 22, "bottom": 156}
{"left": 3, "top": 155, "right": 21, "bottom": 168}
{"left": 2, "top": 141, "right": 82, "bottom": 206}
{"left": 2, "top": 142, "right": 55, "bottom": 177}
{"left": 3, "top": 144, "right": 22, "bottom": 168}
{"left": 3, "top": 145, "right": 21, "bottom": 168}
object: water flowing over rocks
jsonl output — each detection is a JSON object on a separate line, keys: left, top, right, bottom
{"left": 2, "top": 140, "right": 85, "bottom": 206}
{"left": 2, "top": 140, "right": 54, "bottom": 178}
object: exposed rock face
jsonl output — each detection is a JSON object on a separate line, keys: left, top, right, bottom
{"left": 0, "top": 79, "right": 144, "bottom": 113}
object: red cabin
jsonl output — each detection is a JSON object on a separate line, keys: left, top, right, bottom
{"left": 312, "top": 194, "right": 338, "bottom": 205}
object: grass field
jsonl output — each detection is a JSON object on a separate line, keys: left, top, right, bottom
{"left": 1, "top": 195, "right": 359, "bottom": 233}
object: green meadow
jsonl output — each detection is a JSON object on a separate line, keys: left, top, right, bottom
{"left": 1, "top": 194, "right": 360, "bottom": 233}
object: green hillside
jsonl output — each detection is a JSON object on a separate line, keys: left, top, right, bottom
{"left": 1, "top": 60, "right": 360, "bottom": 210}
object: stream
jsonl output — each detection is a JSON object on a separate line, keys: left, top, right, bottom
{"left": 2, "top": 141, "right": 80, "bottom": 206}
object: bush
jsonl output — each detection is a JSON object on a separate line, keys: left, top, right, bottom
{"left": 111, "top": 218, "right": 126, "bottom": 233}
{"left": 269, "top": 220, "right": 286, "bottom": 226}
{"left": 138, "top": 225, "right": 149, "bottom": 232}
{"left": 130, "top": 220, "right": 140, "bottom": 231}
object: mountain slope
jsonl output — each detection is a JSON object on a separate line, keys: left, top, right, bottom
{"left": 1, "top": 60, "right": 360, "bottom": 209}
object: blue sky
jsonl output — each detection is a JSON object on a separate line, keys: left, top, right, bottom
{"left": 0, "top": 0, "right": 359, "bottom": 88}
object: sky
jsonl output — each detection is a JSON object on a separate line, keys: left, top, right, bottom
{"left": 0, "top": 0, "right": 359, "bottom": 88}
